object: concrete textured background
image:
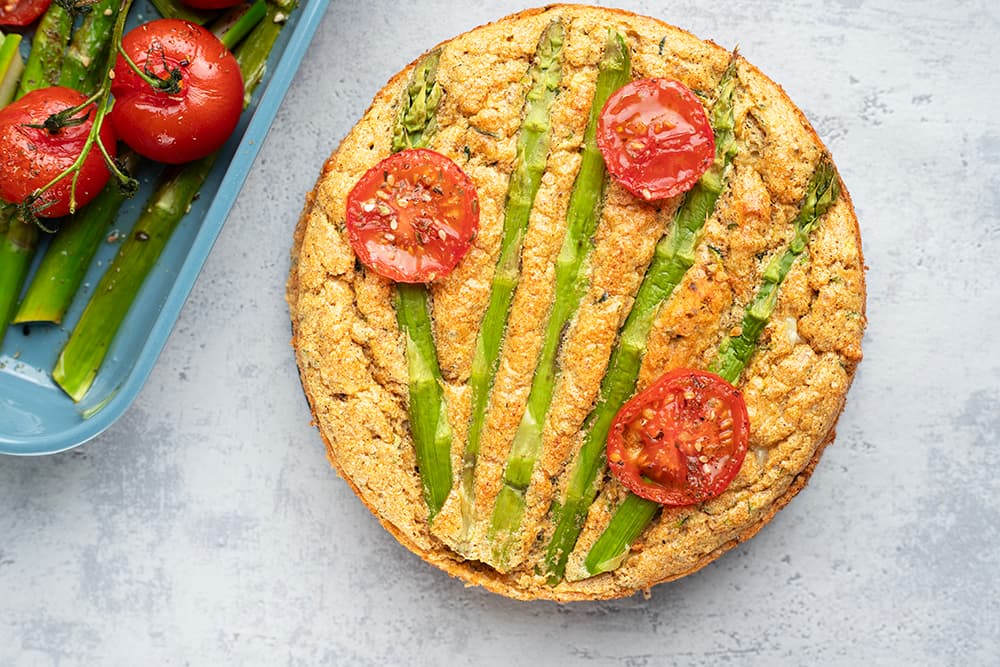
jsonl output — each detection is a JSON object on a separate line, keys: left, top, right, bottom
{"left": 2, "top": 0, "right": 999, "bottom": 664}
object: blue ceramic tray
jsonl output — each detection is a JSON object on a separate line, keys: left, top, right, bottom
{"left": 0, "top": 0, "right": 329, "bottom": 455}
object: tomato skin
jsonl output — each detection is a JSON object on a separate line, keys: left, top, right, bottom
{"left": 0, "top": 87, "right": 116, "bottom": 218}
{"left": 110, "top": 19, "right": 243, "bottom": 165}
{"left": 597, "top": 78, "right": 715, "bottom": 202}
{"left": 0, "top": 0, "right": 52, "bottom": 26}
{"left": 345, "top": 149, "right": 479, "bottom": 283}
{"left": 607, "top": 368, "right": 749, "bottom": 506}
{"left": 180, "top": 0, "right": 243, "bottom": 8}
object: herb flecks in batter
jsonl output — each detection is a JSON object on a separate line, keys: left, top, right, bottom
{"left": 485, "top": 30, "right": 632, "bottom": 572}
{"left": 582, "top": 155, "right": 841, "bottom": 578}
{"left": 543, "top": 56, "right": 741, "bottom": 585}
{"left": 458, "top": 20, "right": 565, "bottom": 543}
{"left": 390, "top": 51, "right": 451, "bottom": 519}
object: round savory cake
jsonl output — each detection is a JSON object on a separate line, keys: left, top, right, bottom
{"left": 287, "top": 5, "right": 866, "bottom": 601}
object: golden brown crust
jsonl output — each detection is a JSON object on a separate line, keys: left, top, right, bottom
{"left": 287, "top": 4, "right": 866, "bottom": 601}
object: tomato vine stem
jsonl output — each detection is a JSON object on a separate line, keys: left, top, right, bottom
{"left": 21, "top": 0, "right": 138, "bottom": 220}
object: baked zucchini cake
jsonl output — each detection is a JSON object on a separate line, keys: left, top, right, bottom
{"left": 287, "top": 4, "right": 866, "bottom": 601}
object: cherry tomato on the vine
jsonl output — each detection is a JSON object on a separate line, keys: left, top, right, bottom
{"left": 0, "top": 0, "right": 52, "bottom": 26}
{"left": 110, "top": 19, "right": 243, "bottom": 165}
{"left": 0, "top": 87, "right": 116, "bottom": 218}
{"left": 597, "top": 78, "right": 715, "bottom": 202}
{"left": 345, "top": 149, "right": 480, "bottom": 283}
{"left": 607, "top": 368, "right": 749, "bottom": 506}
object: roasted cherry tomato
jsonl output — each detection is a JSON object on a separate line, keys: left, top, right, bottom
{"left": 0, "top": 87, "right": 116, "bottom": 218}
{"left": 597, "top": 78, "right": 715, "bottom": 202}
{"left": 345, "top": 148, "right": 479, "bottom": 283}
{"left": 110, "top": 19, "right": 243, "bottom": 164}
{"left": 0, "top": 0, "right": 52, "bottom": 26}
{"left": 180, "top": 0, "right": 243, "bottom": 8}
{"left": 607, "top": 368, "right": 749, "bottom": 506}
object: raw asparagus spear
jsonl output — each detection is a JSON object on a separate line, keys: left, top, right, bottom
{"left": 0, "top": 32, "right": 24, "bottom": 107}
{"left": 149, "top": 0, "right": 214, "bottom": 25}
{"left": 542, "top": 58, "right": 740, "bottom": 584}
{"left": 15, "top": 1, "right": 71, "bottom": 98}
{"left": 212, "top": 0, "right": 267, "bottom": 50}
{"left": 13, "top": 151, "right": 140, "bottom": 324}
{"left": 0, "top": 1, "right": 75, "bottom": 345}
{"left": 582, "top": 157, "right": 840, "bottom": 577}
{"left": 52, "top": 0, "right": 296, "bottom": 400}
{"left": 14, "top": 0, "right": 265, "bottom": 325}
{"left": 58, "top": 0, "right": 119, "bottom": 95}
{"left": 388, "top": 51, "right": 450, "bottom": 518}
{"left": 485, "top": 30, "right": 631, "bottom": 569}
{"left": 458, "top": 20, "right": 564, "bottom": 539}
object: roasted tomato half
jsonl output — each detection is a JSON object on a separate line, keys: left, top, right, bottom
{"left": 607, "top": 368, "right": 749, "bottom": 506}
{"left": 597, "top": 78, "right": 715, "bottom": 201}
{"left": 345, "top": 148, "right": 479, "bottom": 283}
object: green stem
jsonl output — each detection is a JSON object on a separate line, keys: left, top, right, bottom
{"left": 0, "top": 210, "right": 37, "bottom": 345}
{"left": 387, "top": 51, "right": 449, "bottom": 520}
{"left": 485, "top": 30, "right": 630, "bottom": 569}
{"left": 52, "top": 0, "right": 297, "bottom": 401}
{"left": 53, "top": 156, "right": 216, "bottom": 400}
{"left": 583, "top": 158, "right": 840, "bottom": 578}
{"left": 459, "top": 20, "right": 564, "bottom": 541}
{"left": 14, "top": 151, "right": 140, "bottom": 325}
{"left": 543, "top": 57, "right": 740, "bottom": 584}
{"left": 235, "top": 1, "right": 287, "bottom": 107}
{"left": 0, "top": 32, "right": 24, "bottom": 108}
{"left": 709, "top": 159, "right": 840, "bottom": 381}
{"left": 392, "top": 49, "right": 441, "bottom": 153}
{"left": 0, "top": 2, "right": 75, "bottom": 345}
{"left": 58, "top": 0, "right": 120, "bottom": 96}
{"left": 15, "top": 1, "right": 72, "bottom": 99}
{"left": 396, "top": 283, "right": 453, "bottom": 517}
{"left": 212, "top": 0, "right": 267, "bottom": 50}
{"left": 12, "top": 0, "right": 137, "bottom": 326}
{"left": 148, "top": 0, "right": 215, "bottom": 25}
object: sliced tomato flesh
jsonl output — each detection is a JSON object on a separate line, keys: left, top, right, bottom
{"left": 597, "top": 78, "right": 715, "bottom": 201}
{"left": 607, "top": 368, "right": 749, "bottom": 506}
{"left": 345, "top": 148, "right": 479, "bottom": 283}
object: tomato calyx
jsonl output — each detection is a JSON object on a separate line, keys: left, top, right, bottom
{"left": 607, "top": 368, "right": 750, "bottom": 506}
{"left": 22, "top": 99, "right": 94, "bottom": 135}
{"left": 118, "top": 40, "right": 186, "bottom": 95}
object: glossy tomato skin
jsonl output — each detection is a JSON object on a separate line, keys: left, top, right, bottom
{"left": 180, "top": 0, "right": 243, "bottom": 8}
{"left": 607, "top": 368, "right": 749, "bottom": 506}
{"left": 597, "top": 78, "right": 715, "bottom": 202}
{"left": 345, "top": 149, "right": 479, "bottom": 283}
{"left": 0, "top": 0, "right": 52, "bottom": 26}
{"left": 110, "top": 19, "right": 243, "bottom": 165}
{"left": 0, "top": 87, "right": 116, "bottom": 218}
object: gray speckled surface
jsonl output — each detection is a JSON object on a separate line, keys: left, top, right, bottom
{"left": 3, "top": 0, "right": 999, "bottom": 663}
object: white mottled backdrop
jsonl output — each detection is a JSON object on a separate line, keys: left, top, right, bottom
{"left": 2, "top": 0, "right": 998, "bottom": 664}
